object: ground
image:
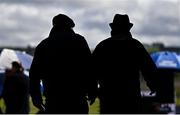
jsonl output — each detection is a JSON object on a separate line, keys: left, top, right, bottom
{"left": 0, "top": 74, "right": 180, "bottom": 114}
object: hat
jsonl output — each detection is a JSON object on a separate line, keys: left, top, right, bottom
{"left": 52, "top": 14, "right": 75, "bottom": 28}
{"left": 109, "top": 14, "right": 133, "bottom": 29}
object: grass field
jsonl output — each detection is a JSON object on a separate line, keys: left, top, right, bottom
{"left": 0, "top": 91, "right": 180, "bottom": 114}
{"left": 30, "top": 98, "right": 100, "bottom": 114}
{"left": 1, "top": 92, "right": 180, "bottom": 114}
{"left": 1, "top": 74, "right": 180, "bottom": 114}
{"left": 0, "top": 96, "right": 100, "bottom": 114}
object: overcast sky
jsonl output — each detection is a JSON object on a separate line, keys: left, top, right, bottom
{"left": 0, "top": 0, "right": 179, "bottom": 49}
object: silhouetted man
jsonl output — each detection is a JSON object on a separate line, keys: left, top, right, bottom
{"left": 92, "top": 14, "right": 157, "bottom": 114}
{"left": 29, "top": 14, "right": 96, "bottom": 114}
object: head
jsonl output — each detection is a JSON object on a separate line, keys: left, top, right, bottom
{"left": 11, "top": 61, "right": 23, "bottom": 72}
{"left": 109, "top": 14, "right": 133, "bottom": 33}
{"left": 52, "top": 14, "right": 75, "bottom": 29}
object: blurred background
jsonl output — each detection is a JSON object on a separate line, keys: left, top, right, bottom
{"left": 0, "top": 0, "right": 179, "bottom": 114}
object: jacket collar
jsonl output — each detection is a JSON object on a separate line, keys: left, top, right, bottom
{"left": 111, "top": 32, "right": 132, "bottom": 40}
{"left": 49, "top": 26, "right": 75, "bottom": 38}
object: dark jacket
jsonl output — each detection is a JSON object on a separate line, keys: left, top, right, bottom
{"left": 29, "top": 27, "right": 93, "bottom": 114}
{"left": 2, "top": 70, "right": 29, "bottom": 114}
{"left": 92, "top": 33, "right": 157, "bottom": 113}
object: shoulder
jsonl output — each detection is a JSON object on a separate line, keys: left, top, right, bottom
{"left": 35, "top": 38, "right": 49, "bottom": 53}
{"left": 74, "top": 33, "right": 88, "bottom": 44}
{"left": 75, "top": 33, "right": 84, "bottom": 38}
{"left": 130, "top": 38, "right": 145, "bottom": 48}
{"left": 99, "top": 38, "right": 110, "bottom": 45}
{"left": 37, "top": 38, "right": 49, "bottom": 48}
{"left": 5, "top": 69, "right": 12, "bottom": 77}
{"left": 130, "top": 38, "right": 149, "bottom": 55}
{"left": 93, "top": 38, "right": 110, "bottom": 52}
{"left": 75, "top": 34, "right": 85, "bottom": 40}
{"left": 96, "top": 38, "right": 111, "bottom": 47}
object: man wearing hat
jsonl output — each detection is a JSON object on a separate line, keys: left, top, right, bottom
{"left": 29, "top": 14, "right": 96, "bottom": 114}
{"left": 92, "top": 14, "right": 157, "bottom": 113}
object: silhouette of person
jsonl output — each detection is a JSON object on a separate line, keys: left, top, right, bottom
{"left": 2, "top": 61, "right": 29, "bottom": 114}
{"left": 29, "top": 14, "right": 96, "bottom": 114}
{"left": 92, "top": 14, "right": 157, "bottom": 114}
{"left": 156, "top": 69, "right": 175, "bottom": 103}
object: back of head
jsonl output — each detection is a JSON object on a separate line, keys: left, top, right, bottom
{"left": 52, "top": 14, "right": 75, "bottom": 28}
{"left": 12, "top": 61, "right": 21, "bottom": 69}
{"left": 109, "top": 14, "right": 133, "bottom": 31}
{"left": 12, "top": 61, "right": 23, "bottom": 72}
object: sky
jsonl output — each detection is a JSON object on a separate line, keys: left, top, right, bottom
{"left": 0, "top": 0, "right": 179, "bottom": 49}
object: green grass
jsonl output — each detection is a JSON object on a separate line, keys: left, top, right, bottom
{"left": 89, "top": 98, "right": 100, "bottom": 114}
{"left": 0, "top": 97, "right": 100, "bottom": 114}
{"left": 1, "top": 91, "right": 180, "bottom": 114}
{"left": 175, "top": 86, "right": 180, "bottom": 106}
{"left": 1, "top": 74, "right": 180, "bottom": 114}
{"left": 0, "top": 99, "right": 5, "bottom": 113}
{"left": 176, "top": 98, "right": 180, "bottom": 105}
{"left": 29, "top": 98, "right": 39, "bottom": 114}
{"left": 30, "top": 97, "right": 100, "bottom": 114}
{"left": 5, "top": 93, "right": 180, "bottom": 114}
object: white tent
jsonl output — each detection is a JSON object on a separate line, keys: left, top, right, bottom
{"left": 0, "top": 48, "right": 33, "bottom": 70}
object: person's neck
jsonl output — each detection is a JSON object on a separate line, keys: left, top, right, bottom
{"left": 49, "top": 26, "right": 74, "bottom": 37}
{"left": 111, "top": 30, "right": 132, "bottom": 38}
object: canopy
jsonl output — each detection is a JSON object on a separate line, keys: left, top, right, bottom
{"left": 0, "top": 48, "right": 33, "bottom": 70}
{"left": 151, "top": 51, "right": 180, "bottom": 70}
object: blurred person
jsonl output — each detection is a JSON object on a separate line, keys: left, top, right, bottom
{"left": 92, "top": 14, "right": 157, "bottom": 114}
{"left": 155, "top": 69, "right": 175, "bottom": 104}
{"left": 29, "top": 14, "right": 97, "bottom": 114}
{"left": 2, "top": 61, "right": 29, "bottom": 114}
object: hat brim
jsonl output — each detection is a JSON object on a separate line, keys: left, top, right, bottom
{"left": 109, "top": 23, "right": 133, "bottom": 29}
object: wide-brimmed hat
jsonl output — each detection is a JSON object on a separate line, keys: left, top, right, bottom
{"left": 52, "top": 14, "right": 75, "bottom": 28}
{"left": 109, "top": 14, "right": 133, "bottom": 29}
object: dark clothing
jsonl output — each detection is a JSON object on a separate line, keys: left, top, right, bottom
{"left": 29, "top": 27, "right": 93, "bottom": 114}
{"left": 2, "top": 71, "right": 29, "bottom": 114}
{"left": 155, "top": 69, "right": 175, "bottom": 103}
{"left": 93, "top": 33, "right": 157, "bottom": 114}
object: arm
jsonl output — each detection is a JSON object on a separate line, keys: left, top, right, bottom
{"left": 91, "top": 44, "right": 104, "bottom": 104}
{"left": 29, "top": 47, "right": 45, "bottom": 111}
{"left": 77, "top": 34, "right": 98, "bottom": 105}
{"left": 138, "top": 42, "right": 158, "bottom": 93}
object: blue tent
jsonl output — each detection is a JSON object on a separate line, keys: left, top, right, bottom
{"left": 177, "top": 53, "right": 180, "bottom": 64}
{"left": 151, "top": 51, "right": 180, "bottom": 70}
